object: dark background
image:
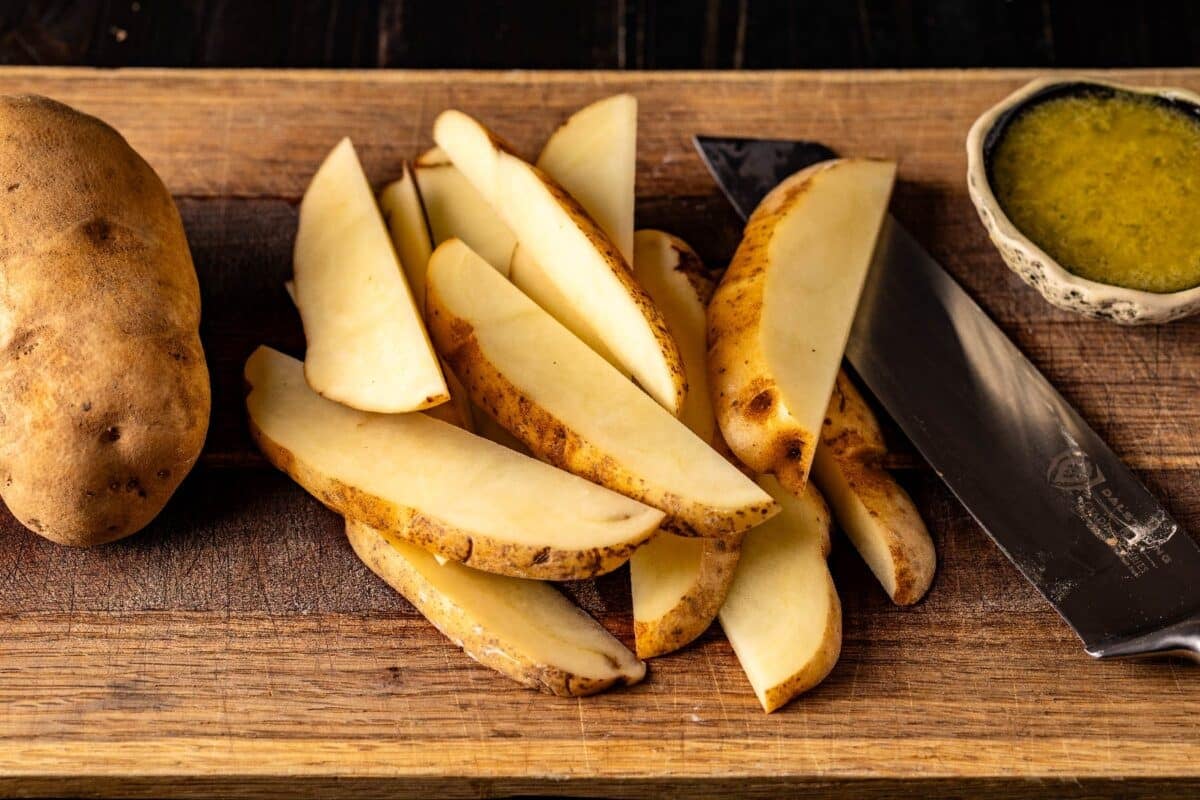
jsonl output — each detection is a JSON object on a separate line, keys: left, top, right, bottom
{"left": 2, "top": 0, "right": 1198, "bottom": 69}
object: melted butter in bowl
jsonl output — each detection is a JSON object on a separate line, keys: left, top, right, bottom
{"left": 968, "top": 77, "right": 1200, "bottom": 324}
{"left": 990, "top": 88, "right": 1200, "bottom": 294}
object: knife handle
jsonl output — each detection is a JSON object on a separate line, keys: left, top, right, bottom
{"left": 1087, "top": 613, "right": 1200, "bottom": 664}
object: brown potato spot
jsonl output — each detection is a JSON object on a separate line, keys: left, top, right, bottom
{"left": 6, "top": 326, "right": 42, "bottom": 360}
{"left": 747, "top": 390, "right": 774, "bottom": 417}
{"left": 783, "top": 436, "right": 806, "bottom": 461}
{"left": 82, "top": 217, "right": 113, "bottom": 243}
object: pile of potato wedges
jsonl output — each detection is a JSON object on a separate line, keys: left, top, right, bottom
{"left": 249, "top": 95, "right": 936, "bottom": 712}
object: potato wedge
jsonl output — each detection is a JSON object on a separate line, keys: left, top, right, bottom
{"left": 347, "top": 520, "right": 645, "bottom": 696}
{"left": 413, "top": 146, "right": 516, "bottom": 275}
{"left": 719, "top": 476, "right": 841, "bottom": 713}
{"left": 294, "top": 138, "right": 448, "bottom": 413}
{"left": 432, "top": 109, "right": 685, "bottom": 413}
{"left": 627, "top": 230, "right": 737, "bottom": 658}
{"left": 246, "top": 346, "right": 662, "bottom": 579}
{"left": 536, "top": 94, "right": 637, "bottom": 264}
{"left": 708, "top": 158, "right": 895, "bottom": 494}
{"left": 631, "top": 533, "right": 739, "bottom": 659}
{"left": 522, "top": 97, "right": 638, "bottom": 371}
{"left": 426, "top": 239, "right": 777, "bottom": 540}
{"left": 508, "top": 245, "right": 624, "bottom": 371}
{"left": 283, "top": 278, "right": 472, "bottom": 431}
{"left": 377, "top": 165, "right": 473, "bottom": 430}
{"left": 630, "top": 230, "right": 716, "bottom": 438}
{"left": 812, "top": 371, "right": 935, "bottom": 605}
{"left": 378, "top": 162, "right": 434, "bottom": 309}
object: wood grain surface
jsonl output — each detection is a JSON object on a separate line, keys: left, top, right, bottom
{"left": 0, "top": 67, "right": 1198, "bottom": 798}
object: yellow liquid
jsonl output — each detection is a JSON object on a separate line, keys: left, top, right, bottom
{"left": 991, "top": 91, "right": 1200, "bottom": 293}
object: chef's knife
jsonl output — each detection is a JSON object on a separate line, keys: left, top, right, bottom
{"left": 695, "top": 135, "right": 1200, "bottom": 662}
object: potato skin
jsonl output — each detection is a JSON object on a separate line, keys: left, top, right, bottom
{"left": 813, "top": 371, "right": 936, "bottom": 605}
{"left": 250, "top": 411, "right": 649, "bottom": 581}
{"left": 426, "top": 298, "right": 775, "bottom": 541}
{"left": 632, "top": 535, "right": 740, "bottom": 659}
{"left": 751, "top": 482, "right": 841, "bottom": 713}
{"left": 759, "top": 569, "right": 841, "bottom": 713}
{"left": 0, "top": 95, "right": 209, "bottom": 546}
{"left": 707, "top": 164, "right": 825, "bottom": 497}
{"left": 346, "top": 520, "right": 646, "bottom": 697}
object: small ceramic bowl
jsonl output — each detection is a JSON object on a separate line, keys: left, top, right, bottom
{"left": 966, "top": 76, "right": 1200, "bottom": 325}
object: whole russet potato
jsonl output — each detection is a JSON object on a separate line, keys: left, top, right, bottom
{"left": 0, "top": 95, "right": 209, "bottom": 546}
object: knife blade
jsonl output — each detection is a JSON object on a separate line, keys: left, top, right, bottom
{"left": 695, "top": 135, "right": 1200, "bottom": 662}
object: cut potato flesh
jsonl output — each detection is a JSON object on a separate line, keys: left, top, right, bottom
{"left": 294, "top": 138, "right": 447, "bottom": 413}
{"left": 426, "top": 239, "right": 776, "bottom": 540}
{"left": 709, "top": 158, "right": 896, "bottom": 494}
{"left": 508, "top": 245, "right": 624, "bottom": 371}
{"left": 378, "top": 163, "right": 434, "bottom": 309}
{"left": 347, "top": 520, "right": 645, "bottom": 696}
{"left": 630, "top": 230, "right": 716, "bottom": 439}
{"left": 627, "top": 230, "right": 735, "bottom": 658}
{"left": 376, "top": 165, "right": 473, "bottom": 429}
{"left": 413, "top": 147, "right": 516, "bottom": 275}
{"left": 812, "top": 371, "right": 935, "bottom": 605}
{"left": 433, "top": 110, "right": 685, "bottom": 413}
{"left": 719, "top": 476, "right": 842, "bottom": 713}
{"left": 536, "top": 94, "right": 637, "bottom": 265}
{"left": 630, "top": 532, "right": 739, "bottom": 659}
{"left": 283, "top": 278, "right": 471, "bottom": 431}
{"left": 246, "top": 346, "right": 662, "bottom": 579}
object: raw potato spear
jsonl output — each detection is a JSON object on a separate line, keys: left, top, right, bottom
{"left": 521, "top": 97, "right": 637, "bottom": 372}
{"left": 630, "top": 230, "right": 717, "bottom": 438}
{"left": 293, "top": 138, "right": 448, "bottom": 413}
{"left": 378, "top": 163, "right": 434, "bottom": 309}
{"left": 246, "top": 346, "right": 662, "bottom": 580}
{"left": 432, "top": 109, "right": 686, "bottom": 413}
{"left": 337, "top": 317, "right": 644, "bottom": 697}
{"left": 719, "top": 476, "right": 842, "bottom": 713}
{"left": 347, "top": 520, "right": 646, "bottom": 697}
{"left": 413, "top": 147, "right": 516, "bottom": 274}
{"left": 507, "top": 245, "right": 625, "bottom": 371}
{"left": 377, "top": 166, "right": 474, "bottom": 430}
{"left": 536, "top": 94, "right": 637, "bottom": 264}
{"left": 628, "top": 230, "right": 739, "bottom": 659}
{"left": 283, "top": 278, "right": 472, "bottom": 431}
{"left": 631, "top": 532, "right": 740, "bottom": 660}
{"left": 708, "top": 158, "right": 896, "bottom": 496}
{"left": 425, "top": 239, "right": 778, "bottom": 540}
{"left": 812, "top": 371, "right": 936, "bottom": 605}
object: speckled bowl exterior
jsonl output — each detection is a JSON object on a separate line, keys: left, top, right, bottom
{"left": 966, "top": 76, "right": 1200, "bottom": 325}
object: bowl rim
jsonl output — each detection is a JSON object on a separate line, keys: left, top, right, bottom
{"left": 965, "top": 75, "right": 1200, "bottom": 312}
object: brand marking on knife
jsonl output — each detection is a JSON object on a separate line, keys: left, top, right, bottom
{"left": 1048, "top": 446, "right": 1176, "bottom": 577}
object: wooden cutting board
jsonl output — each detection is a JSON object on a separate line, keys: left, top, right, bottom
{"left": 0, "top": 67, "right": 1198, "bottom": 799}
